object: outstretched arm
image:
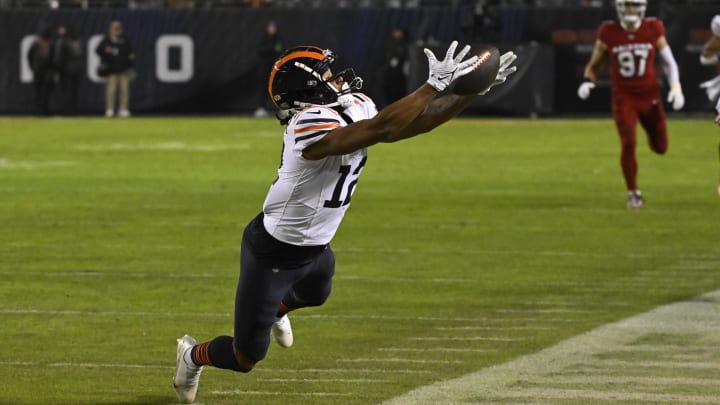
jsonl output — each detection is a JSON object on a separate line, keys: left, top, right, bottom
{"left": 303, "top": 41, "right": 478, "bottom": 160}
{"left": 384, "top": 94, "right": 475, "bottom": 143}
{"left": 386, "top": 51, "right": 518, "bottom": 142}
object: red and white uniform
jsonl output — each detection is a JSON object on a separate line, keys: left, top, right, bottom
{"left": 263, "top": 93, "right": 377, "bottom": 246}
{"left": 598, "top": 18, "right": 665, "bottom": 97}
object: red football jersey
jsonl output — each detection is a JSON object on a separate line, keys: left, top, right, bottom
{"left": 598, "top": 18, "right": 665, "bottom": 96}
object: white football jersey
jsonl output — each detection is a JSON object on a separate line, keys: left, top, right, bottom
{"left": 263, "top": 93, "right": 378, "bottom": 246}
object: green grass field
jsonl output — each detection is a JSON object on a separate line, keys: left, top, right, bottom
{"left": 1, "top": 116, "right": 719, "bottom": 405}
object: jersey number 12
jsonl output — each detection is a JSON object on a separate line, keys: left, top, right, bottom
{"left": 324, "top": 156, "right": 367, "bottom": 208}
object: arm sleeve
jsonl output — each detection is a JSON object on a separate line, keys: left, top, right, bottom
{"left": 290, "top": 108, "right": 342, "bottom": 158}
{"left": 659, "top": 45, "right": 680, "bottom": 87}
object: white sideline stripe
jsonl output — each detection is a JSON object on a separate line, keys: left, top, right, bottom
{"left": 0, "top": 362, "right": 430, "bottom": 375}
{"left": 337, "top": 358, "right": 462, "bottom": 364}
{"left": 211, "top": 390, "right": 352, "bottom": 397}
{"left": 336, "top": 247, "right": 720, "bottom": 261}
{"left": 74, "top": 142, "right": 250, "bottom": 152}
{"left": 0, "top": 362, "right": 170, "bottom": 369}
{"left": 409, "top": 337, "right": 526, "bottom": 342}
{"left": 378, "top": 348, "right": 496, "bottom": 353}
{"left": 383, "top": 289, "right": 720, "bottom": 405}
{"left": 435, "top": 326, "right": 553, "bottom": 331}
{"left": 588, "top": 359, "right": 720, "bottom": 370}
{"left": 0, "top": 158, "right": 77, "bottom": 170}
{"left": 254, "top": 368, "right": 434, "bottom": 375}
{"left": 487, "top": 388, "right": 720, "bottom": 403}
{"left": 598, "top": 344, "right": 719, "bottom": 352}
{"left": 258, "top": 378, "right": 387, "bottom": 383}
{"left": 0, "top": 308, "right": 580, "bottom": 324}
{"left": 532, "top": 375, "right": 720, "bottom": 386}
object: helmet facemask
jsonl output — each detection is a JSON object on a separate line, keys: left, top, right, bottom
{"left": 327, "top": 68, "right": 363, "bottom": 109}
{"left": 616, "top": 0, "right": 647, "bottom": 28}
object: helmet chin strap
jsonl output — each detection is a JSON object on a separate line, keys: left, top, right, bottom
{"left": 327, "top": 82, "right": 356, "bottom": 109}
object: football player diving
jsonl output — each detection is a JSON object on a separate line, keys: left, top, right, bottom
{"left": 172, "top": 41, "right": 517, "bottom": 403}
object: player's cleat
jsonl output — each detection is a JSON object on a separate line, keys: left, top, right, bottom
{"left": 627, "top": 190, "right": 643, "bottom": 210}
{"left": 173, "top": 334, "right": 203, "bottom": 404}
{"left": 104, "top": 109, "right": 114, "bottom": 117}
{"left": 271, "top": 314, "right": 294, "bottom": 348}
{"left": 118, "top": 109, "right": 131, "bottom": 118}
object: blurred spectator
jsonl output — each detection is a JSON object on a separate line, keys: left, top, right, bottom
{"left": 27, "top": 27, "right": 55, "bottom": 116}
{"left": 382, "top": 28, "right": 409, "bottom": 105}
{"left": 254, "top": 20, "right": 284, "bottom": 118}
{"left": 52, "top": 24, "right": 83, "bottom": 115}
{"left": 96, "top": 20, "right": 135, "bottom": 117}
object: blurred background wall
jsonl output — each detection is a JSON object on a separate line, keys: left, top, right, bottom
{"left": 0, "top": 0, "right": 717, "bottom": 116}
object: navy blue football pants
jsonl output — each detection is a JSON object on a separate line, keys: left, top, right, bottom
{"left": 233, "top": 213, "right": 335, "bottom": 361}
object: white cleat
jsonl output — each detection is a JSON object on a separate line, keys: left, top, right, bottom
{"left": 626, "top": 190, "right": 643, "bottom": 210}
{"left": 271, "top": 314, "right": 294, "bottom": 348}
{"left": 173, "top": 334, "right": 203, "bottom": 404}
{"left": 118, "top": 109, "right": 131, "bottom": 118}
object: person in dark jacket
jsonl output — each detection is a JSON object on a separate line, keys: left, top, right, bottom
{"left": 254, "top": 20, "right": 283, "bottom": 118}
{"left": 382, "top": 28, "right": 409, "bottom": 106}
{"left": 95, "top": 20, "right": 135, "bottom": 117}
{"left": 27, "top": 27, "right": 55, "bottom": 116}
{"left": 53, "top": 24, "right": 83, "bottom": 116}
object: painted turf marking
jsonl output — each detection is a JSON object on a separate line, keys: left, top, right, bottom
{"left": 0, "top": 158, "right": 77, "bottom": 170}
{"left": 337, "top": 358, "right": 462, "bottom": 364}
{"left": 531, "top": 375, "right": 720, "bottom": 386}
{"left": 257, "top": 378, "right": 388, "bottom": 383}
{"left": 0, "top": 308, "right": 588, "bottom": 324}
{"left": 379, "top": 347, "right": 496, "bottom": 353}
{"left": 211, "top": 390, "right": 352, "bottom": 397}
{"left": 485, "top": 388, "right": 720, "bottom": 403}
{"left": 74, "top": 142, "right": 250, "bottom": 152}
{"left": 382, "top": 289, "right": 720, "bottom": 405}
{"left": 0, "top": 362, "right": 432, "bottom": 375}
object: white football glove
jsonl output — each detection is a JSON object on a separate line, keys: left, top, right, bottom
{"left": 667, "top": 82, "right": 685, "bottom": 111}
{"left": 478, "top": 51, "right": 518, "bottom": 95}
{"left": 577, "top": 80, "right": 595, "bottom": 100}
{"left": 424, "top": 41, "right": 478, "bottom": 92}
{"left": 700, "top": 75, "right": 720, "bottom": 103}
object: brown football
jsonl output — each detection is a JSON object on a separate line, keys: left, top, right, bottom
{"left": 451, "top": 45, "right": 501, "bottom": 95}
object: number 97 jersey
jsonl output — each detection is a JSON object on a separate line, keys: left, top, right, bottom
{"left": 598, "top": 18, "right": 665, "bottom": 97}
{"left": 262, "top": 94, "right": 377, "bottom": 246}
